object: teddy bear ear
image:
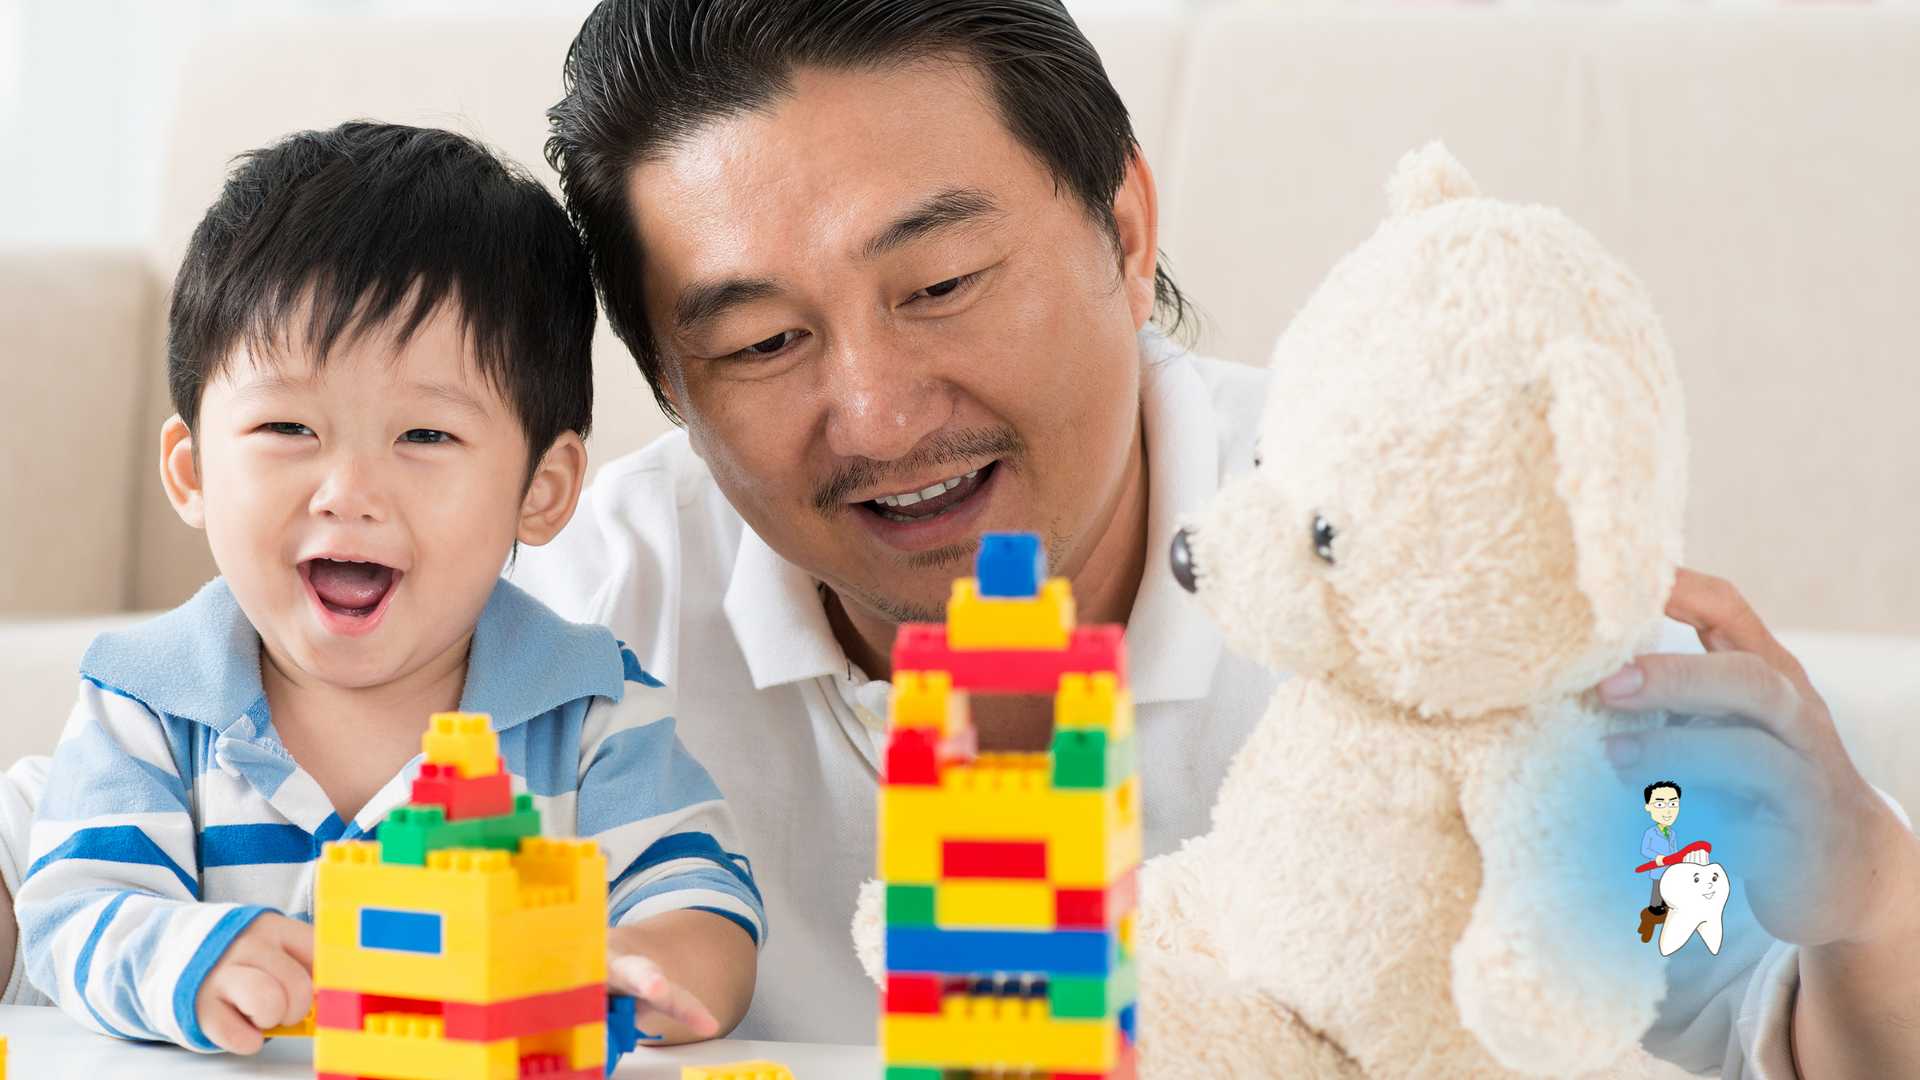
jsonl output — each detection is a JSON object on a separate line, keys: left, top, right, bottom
{"left": 1541, "top": 336, "right": 1685, "bottom": 648}
{"left": 1386, "top": 140, "right": 1480, "bottom": 217}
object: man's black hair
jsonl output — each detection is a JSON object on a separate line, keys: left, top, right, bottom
{"left": 546, "top": 0, "right": 1191, "bottom": 424}
{"left": 169, "top": 122, "right": 596, "bottom": 469}
{"left": 1645, "top": 781, "right": 1682, "bottom": 802}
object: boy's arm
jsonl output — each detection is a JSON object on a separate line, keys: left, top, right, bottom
{"left": 15, "top": 682, "right": 274, "bottom": 1049}
{"left": 608, "top": 909, "right": 757, "bottom": 1042}
{"left": 575, "top": 683, "right": 766, "bottom": 1038}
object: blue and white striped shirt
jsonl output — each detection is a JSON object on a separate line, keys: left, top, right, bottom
{"left": 17, "top": 576, "right": 764, "bottom": 1051}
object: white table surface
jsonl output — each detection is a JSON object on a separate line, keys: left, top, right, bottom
{"left": 0, "top": 1004, "right": 878, "bottom": 1078}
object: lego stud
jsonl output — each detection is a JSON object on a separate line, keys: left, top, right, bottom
{"left": 1170, "top": 528, "right": 1198, "bottom": 593}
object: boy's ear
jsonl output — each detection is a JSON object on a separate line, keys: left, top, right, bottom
{"left": 518, "top": 430, "right": 588, "bottom": 546}
{"left": 160, "top": 415, "right": 208, "bottom": 529}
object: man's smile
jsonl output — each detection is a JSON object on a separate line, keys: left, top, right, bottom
{"left": 866, "top": 466, "right": 986, "bottom": 522}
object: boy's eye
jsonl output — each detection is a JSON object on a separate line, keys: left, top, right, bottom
{"left": 400, "top": 429, "right": 454, "bottom": 444}
{"left": 263, "top": 422, "right": 314, "bottom": 437}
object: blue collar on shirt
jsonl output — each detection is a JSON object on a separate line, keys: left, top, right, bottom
{"left": 79, "top": 576, "right": 629, "bottom": 735}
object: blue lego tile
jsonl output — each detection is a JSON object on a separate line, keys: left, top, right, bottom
{"left": 885, "top": 925, "right": 1117, "bottom": 977}
{"left": 358, "top": 907, "right": 443, "bottom": 954}
{"left": 975, "top": 532, "right": 1045, "bottom": 598}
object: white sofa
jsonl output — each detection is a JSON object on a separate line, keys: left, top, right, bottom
{"left": 2, "top": 9, "right": 1915, "bottom": 815}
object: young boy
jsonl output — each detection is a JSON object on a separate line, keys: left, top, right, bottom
{"left": 14, "top": 122, "right": 762, "bottom": 1054}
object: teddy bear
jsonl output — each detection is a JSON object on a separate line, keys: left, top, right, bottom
{"left": 1135, "top": 142, "right": 1688, "bottom": 1080}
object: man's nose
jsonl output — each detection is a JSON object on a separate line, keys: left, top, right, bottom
{"left": 817, "top": 332, "right": 948, "bottom": 463}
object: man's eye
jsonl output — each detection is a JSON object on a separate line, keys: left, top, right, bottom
{"left": 921, "top": 277, "right": 962, "bottom": 298}
{"left": 400, "top": 429, "right": 453, "bottom": 444}
{"left": 743, "top": 330, "right": 802, "bottom": 356}
{"left": 263, "top": 422, "right": 314, "bottom": 437}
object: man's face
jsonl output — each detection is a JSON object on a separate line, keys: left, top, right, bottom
{"left": 628, "top": 60, "right": 1154, "bottom": 623}
{"left": 1648, "top": 788, "right": 1681, "bottom": 828}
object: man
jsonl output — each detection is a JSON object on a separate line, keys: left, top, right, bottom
{"left": 1644, "top": 782, "right": 1684, "bottom": 910}
{"left": 518, "top": 0, "right": 1920, "bottom": 1074}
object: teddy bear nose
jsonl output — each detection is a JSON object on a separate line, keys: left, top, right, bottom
{"left": 1170, "top": 528, "right": 1198, "bottom": 593}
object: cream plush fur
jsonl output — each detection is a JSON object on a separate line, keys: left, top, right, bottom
{"left": 1133, "top": 143, "right": 1687, "bottom": 1079}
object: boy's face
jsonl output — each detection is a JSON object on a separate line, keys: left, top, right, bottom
{"left": 161, "top": 303, "right": 584, "bottom": 692}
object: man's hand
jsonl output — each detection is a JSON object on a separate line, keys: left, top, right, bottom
{"left": 1598, "top": 568, "right": 1920, "bottom": 1077}
{"left": 607, "top": 909, "right": 756, "bottom": 1045}
{"left": 194, "top": 913, "right": 314, "bottom": 1054}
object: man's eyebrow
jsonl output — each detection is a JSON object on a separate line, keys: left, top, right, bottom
{"left": 673, "top": 277, "right": 783, "bottom": 333}
{"left": 861, "top": 189, "right": 1004, "bottom": 261}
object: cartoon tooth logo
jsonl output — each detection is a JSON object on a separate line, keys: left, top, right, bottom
{"left": 1657, "top": 852, "right": 1728, "bottom": 956}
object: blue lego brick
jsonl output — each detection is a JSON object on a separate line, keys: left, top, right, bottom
{"left": 975, "top": 532, "right": 1045, "bottom": 598}
{"left": 604, "top": 994, "right": 660, "bottom": 1075}
{"left": 884, "top": 925, "right": 1118, "bottom": 978}
{"left": 1120, "top": 1001, "right": 1136, "bottom": 1044}
{"left": 357, "top": 907, "right": 443, "bottom": 954}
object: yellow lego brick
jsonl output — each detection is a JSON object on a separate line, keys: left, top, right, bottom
{"left": 264, "top": 1006, "right": 316, "bottom": 1036}
{"left": 935, "top": 879, "right": 1054, "bottom": 928}
{"left": 880, "top": 770, "right": 1141, "bottom": 888}
{"left": 1119, "top": 908, "right": 1135, "bottom": 960}
{"left": 890, "top": 671, "right": 969, "bottom": 738}
{"left": 881, "top": 996, "right": 1116, "bottom": 1072}
{"left": 1055, "top": 672, "right": 1134, "bottom": 740}
{"left": 315, "top": 1018, "right": 603, "bottom": 1080}
{"left": 2, "top": 1033, "right": 8, "bottom": 1080}
{"left": 681, "top": 1061, "right": 796, "bottom": 1080}
{"left": 946, "top": 578, "right": 1074, "bottom": 650}
{"left": 313, "top": 839, "right": 606, "bottom": 1002}
{"left": 423, "top": 711, "right": 500, "bottom": 778}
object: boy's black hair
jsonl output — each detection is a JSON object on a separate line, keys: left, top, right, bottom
{"left": 1645, "top": 781, "right": 1682, "bottom": 802}
{"left": 169, "top": 122, "right": 596, "bottom": 467}
{"left": 545, "top": 0, "right": 1191, "bottom": 424}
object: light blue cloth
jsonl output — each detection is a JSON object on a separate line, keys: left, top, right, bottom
{"left": 1642, "top": 823, "right": 1682, "bottom": 879}
{"left": 17, "top": 577, "right": 763, "bottom": 1051}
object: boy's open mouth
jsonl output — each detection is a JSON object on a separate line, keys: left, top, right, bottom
{"left": 302, "top": 558, "right": 399, "bottom": 618}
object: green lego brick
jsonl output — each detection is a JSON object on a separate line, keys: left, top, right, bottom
{"left": 887, "top": 884, "right": 936, "bottom": 925}
{"left": 882, "top": 1068, "right": 943, "bottom": 1080}
{"left": 1048, "top": 957, "right": 1137, "bottom": 1018}
{"left": 1049, "top": 729, "right": 1137, "bottom": 790}
{"left": 378, "top": 794, "right": 540, "bottom": 865}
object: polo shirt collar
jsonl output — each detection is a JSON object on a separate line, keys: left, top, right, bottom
{"left": 80, "top": 576, "right": 628, "bottom": 736}
{"left": 721, "top": 327, "right": 1229, "bottom": 703}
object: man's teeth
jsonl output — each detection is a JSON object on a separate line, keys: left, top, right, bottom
{"left": 874, "top": 469, "right": 979, "bottom": 508}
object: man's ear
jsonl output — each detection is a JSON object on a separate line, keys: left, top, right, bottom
{"left": 1541, "top": 336, "right": 1687, "bottom": 647}
{"left": 1112, "top": 148, "right": 1160, "bottom": 332}
{"left": 517, "top": 430, "right": 588, "bottom": 546}
{"left": 160, "top": 414, "right": 207, "bottom": 529}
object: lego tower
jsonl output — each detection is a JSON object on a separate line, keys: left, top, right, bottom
{"left": 879, "top": 533, "right": 1141, "bottom": 1080}
{"left": 312, "top": 713, "right": 638, "bottom": 1080}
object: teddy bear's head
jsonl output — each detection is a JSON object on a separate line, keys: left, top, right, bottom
{"left": 1175, "top": 143, "right": 1687, "bottom": 719}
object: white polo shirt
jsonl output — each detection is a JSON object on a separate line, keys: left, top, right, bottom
{"left": 507, "top": 331, "right": 1801, "bottom": 1076}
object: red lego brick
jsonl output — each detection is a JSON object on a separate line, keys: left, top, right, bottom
{"left": 315, "top": 985, "right": 603, "bottom": 1040}
{"left": 942, "top": 840, "right": 1047, "bottom": 879}
{"left": 885, "top": 727, "right": 940, "bottom": 785}
{"left": 892, "top": 624, "right": 1126, "bottom": 695}
{"left": 883, "top": 974, "right": 947, "bottom": 1014}
{"left": 1055, "top": 869, "right": 1137, "bottom": 929}
{"left": 515, "top": 1056, "right": 599, "bottom": 1080}
{"left": 410, "top": 760, "right": 514, "bottom": 821}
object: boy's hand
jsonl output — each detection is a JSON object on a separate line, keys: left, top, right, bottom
{"left": 194, "top": 913, "right": 314, "bottom": 1054}
{"left": 608, "top": 951, "right": 720, "bottom": 1039}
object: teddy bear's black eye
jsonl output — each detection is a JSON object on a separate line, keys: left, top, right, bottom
{"left": 1311, "top": 515, "right": 1337, "bottom": 564}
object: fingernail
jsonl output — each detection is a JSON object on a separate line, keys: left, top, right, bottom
{"left": 1599, "top": 664, "right": 1644, "bottom": 700}
{"left": 1605, "top": 735, "right": 1640, "bottom": 767}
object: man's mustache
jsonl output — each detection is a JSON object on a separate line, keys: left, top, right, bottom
{"left": 812, "top": 428, "right": 1024, "bottom": 515}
